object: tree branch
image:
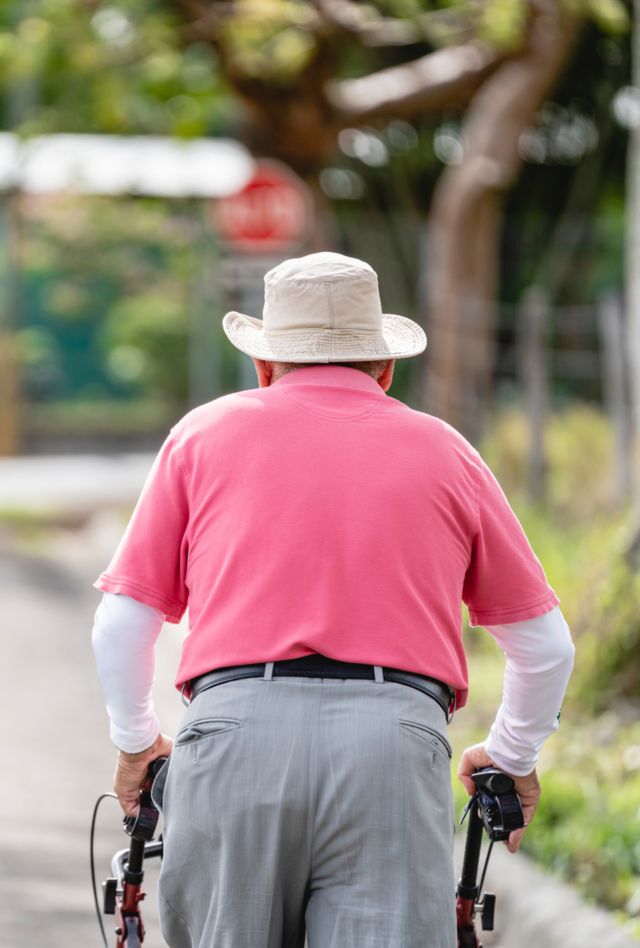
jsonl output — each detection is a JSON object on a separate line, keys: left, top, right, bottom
{"left": 313, "top": 0, "right": 475, "bottom": 47}
{"left": 313, "top": 0, "right": 422, "bottom": 45}
{"left": 327, "top": 41, "right": 503, "bottom": 124}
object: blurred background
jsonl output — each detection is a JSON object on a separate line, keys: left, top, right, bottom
{"left": 1, "top": 0, "right": 640, "bottom": 945}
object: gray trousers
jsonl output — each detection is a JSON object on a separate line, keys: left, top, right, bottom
{"left": 153, "top": 667, "right": 456, "bottom": 948}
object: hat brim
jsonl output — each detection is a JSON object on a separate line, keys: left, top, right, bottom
{"left": 222, "top": 311, "right": 427, "bottom": 362}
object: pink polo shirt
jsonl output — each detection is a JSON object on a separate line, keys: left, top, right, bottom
{"left": 94, "top": 365, "right": 558, "bottom": 708}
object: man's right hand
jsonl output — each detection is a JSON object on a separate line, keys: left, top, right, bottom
{"left": 114, "top": 732, "right": 173, "bottom": 818}
{"left": 457, "top": 742, "right": 541, "bottom": 854}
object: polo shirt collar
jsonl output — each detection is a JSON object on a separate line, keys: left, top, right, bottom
{"left": 269, "top": 365, "right": 386, "bottom": 396}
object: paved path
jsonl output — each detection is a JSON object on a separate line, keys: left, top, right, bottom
{"left": 0, "top": 517, "right": 184, "bottom": 948}
{"left": 1, "top": 510, "right": 637, "bottom": 947}
{"left": 0, "top": 453, "right": 155, "bottom": 515}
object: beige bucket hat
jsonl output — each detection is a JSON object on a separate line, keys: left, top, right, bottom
{"left": 222, "top": 251, "right": 427, "bottom": 362}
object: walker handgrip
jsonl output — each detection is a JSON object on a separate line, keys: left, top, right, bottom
{"left": 123, "top": 791, "right": 159, "bottom": 843}
{"left": 471, "top": 768, "right": 524, "bottom": 842}
{"left": 122, "top": 757, "right": 168, "bottom": 843}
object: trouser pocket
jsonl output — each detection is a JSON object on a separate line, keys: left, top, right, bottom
{"left": 397, "top": 718, "right": 452, "bottom": 762}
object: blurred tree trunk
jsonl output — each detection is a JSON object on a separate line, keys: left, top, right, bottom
{"left": 626, "top": 0, "right": 640, "bottom": 568}
{"left": 425, "top": 0, "right": 577, "bottom": 439}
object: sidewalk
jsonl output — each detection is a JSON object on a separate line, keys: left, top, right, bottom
{"left": 0, "top": 453, "right": 155, "bottom": 515}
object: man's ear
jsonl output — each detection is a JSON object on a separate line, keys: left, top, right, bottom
{"left": 252, "top": 359, "right": 274, "bottom": 388}
{"left": 378, "top": 359, "right": 396, "bottom": 392}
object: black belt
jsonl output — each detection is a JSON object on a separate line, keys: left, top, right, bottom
{"left": 188, "top": 654, "right": 456, "bottom": 722}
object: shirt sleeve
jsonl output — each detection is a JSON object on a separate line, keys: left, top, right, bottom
{"left": 462, "top": 457, "right": 559, "bottom": 626}
{"left": 93, "top": 430, "right": 189, "bottom": 622}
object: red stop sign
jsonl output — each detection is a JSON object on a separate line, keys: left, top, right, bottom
{"left": 213, "top": 160, "right": 313, "bottom": 252}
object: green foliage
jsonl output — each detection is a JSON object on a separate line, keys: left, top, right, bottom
{"left": 27, "top": 396, "right": 177, "bottom": 437}
{"left": 583, "top": 0, "right": 630, "bottom": 34}
{"left": 221, "top": 0, "right": 319, "bottom": 82}
{"left": 523, "top": 721, "right": 640, "bottom": 924}
{"left": 574, "top": 557, "right": 640, "bottom": 710}
{"left": 478, "top": 0, "right": 529, "bottom": 51}
{"left": 0, "top": 1, "right": 224, "bottom": 135}
{"left": 587, "top": 193, "right": 626, "bottom": 295}
{"left": 19, "top": 193, "right": 201, "bottom": 412}
{"left": 481, "top": 403, "right": 620, "bottom": 523}
{"left": 0, "top": 0, "right": 630, "bottom": 134}
{"left": 100, "top": 292, "right": 189, "bottom": 403}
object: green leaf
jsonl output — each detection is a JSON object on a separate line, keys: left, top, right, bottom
{"left": 478, "top": 0, "right": 528, "bottom": 51}
{"left": 586, "top": 0, "right": 629, "bottom": 34}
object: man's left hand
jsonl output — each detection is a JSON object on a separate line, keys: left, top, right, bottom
{"left": 114, "top": 732, "right": 174, "bottom": 817}
{"left": 457, "top": 742, "right": 541, "bottom": 854}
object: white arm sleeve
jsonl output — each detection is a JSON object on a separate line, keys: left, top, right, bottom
{"left": 91, "top": 591, "right": 165, "bottom": 753}
{"left": 483, "top": 605, "right": 575, "bottom": 776}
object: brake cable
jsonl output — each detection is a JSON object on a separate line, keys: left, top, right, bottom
{"left": 90, "top": 792, "right": 119, "bottom": 948}
{"left": 476, "top": 840, "right": 494, "bottom": 901}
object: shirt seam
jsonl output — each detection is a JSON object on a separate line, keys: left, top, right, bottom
{"left": 469, "top": 590, "right": 559, "bottom": 623}
{"left": 169, "top": 429, "right": 192, "bottom": 489}
{"left": 472, "top": 451, "right": 481, "bottom": 537}
{"left": 96, "top": 574, "right": 187, "bottom": 615}
{"left": 270, "top": 388, "right": 387, "bottom": 422}
{"left": 463, "top": 443, "right": 481, "bottom": 574}
{"left": 167, "top": 429, "right": 192, "bottom": 554}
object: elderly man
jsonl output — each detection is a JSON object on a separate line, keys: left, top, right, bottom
{"left": 92, "top": 252, "right": 574, "bottom": 948}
